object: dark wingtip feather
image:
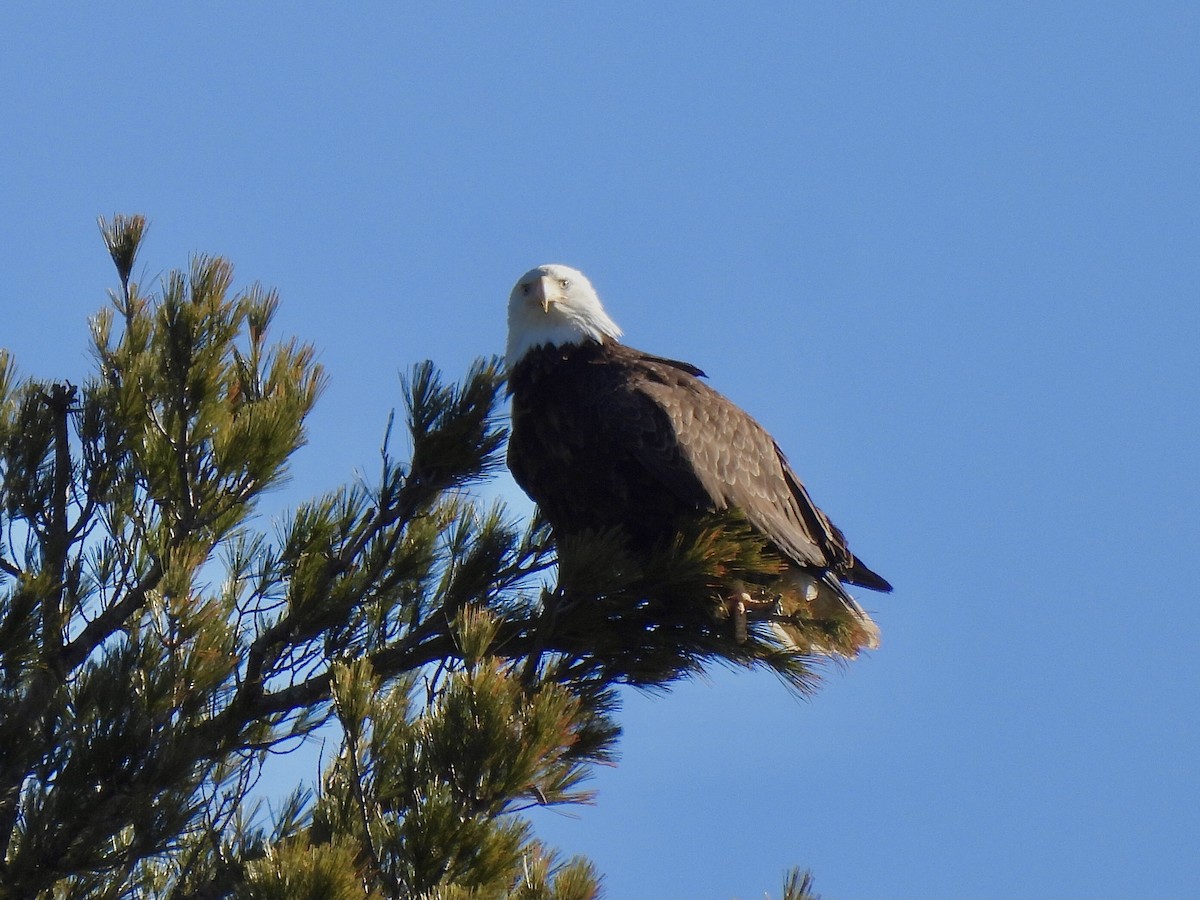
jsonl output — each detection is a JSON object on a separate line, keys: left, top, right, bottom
{"left": 847, "top": 560, "right": 893, "bottom": 593}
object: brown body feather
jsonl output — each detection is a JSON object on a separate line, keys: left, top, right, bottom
{"left": 508, "top": 339, "right": 890, "bottom": 655}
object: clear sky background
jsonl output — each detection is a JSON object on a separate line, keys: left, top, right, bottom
{"left": 2, "top": 4, "right": 1197, "bottom": 898}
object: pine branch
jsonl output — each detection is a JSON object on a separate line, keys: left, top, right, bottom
{"left": 60, "top": 558, "right": 165, "bottom": 669}
{"left": 41, "top": 382, "right": 76, "bottom": 657}
{"left": 1, "top": 219, "right": 828, "bottom": 897}
{"left": 779, "top": 867, "right": 822, "bottom": 900}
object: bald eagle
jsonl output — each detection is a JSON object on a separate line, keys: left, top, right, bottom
{"left": 506, "top": 264, "right": 890, "bottom": 658}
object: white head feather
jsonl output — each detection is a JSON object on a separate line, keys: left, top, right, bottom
{"left": 506, "top": 264, "right": 623, "bottom": 369}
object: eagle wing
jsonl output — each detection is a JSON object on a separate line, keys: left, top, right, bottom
{"left": 620, "top": 350, "right": 885, "bottom": 587}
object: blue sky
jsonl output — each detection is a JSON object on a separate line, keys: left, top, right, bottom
{"left": 3, "top": 4, "right": 1197, "bottom": 898}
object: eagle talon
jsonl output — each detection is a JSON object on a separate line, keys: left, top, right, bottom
{"left": 740, "top": 592, "right": 783, "bottom": 619}
{"left": 726, "top": 593, "right": 751, "bottom": 644}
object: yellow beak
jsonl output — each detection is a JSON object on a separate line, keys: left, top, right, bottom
{"left": 534, "top": 275, "right": 555, "bottom": 313}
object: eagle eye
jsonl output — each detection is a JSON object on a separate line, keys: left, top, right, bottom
{"left": 521, "top": 284, "right": 531, "bottom": 295}
{"left": 558, "top": 278, "right": 570, "bottom": 289}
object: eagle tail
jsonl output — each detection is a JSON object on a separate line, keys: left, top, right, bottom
{"left": 768, "top": 568, "right": 881, "bottom": 657}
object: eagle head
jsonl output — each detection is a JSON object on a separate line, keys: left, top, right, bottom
{"left": 506, "top": 264, "right": 623, "bottom": 369}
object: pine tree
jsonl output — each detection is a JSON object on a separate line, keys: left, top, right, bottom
{"left": 0, "top": 217, "right": 828, "bottom": 898}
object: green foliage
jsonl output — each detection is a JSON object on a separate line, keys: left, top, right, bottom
{"left": 304, "top": 624, "right": 609, "bottom": 898}
{"left": 0, "top": 217, "right": 829, "bottom": 898}
{"left": 779, "top": 868, "right": 823, "bottom": 900}
{"left": 537, "top": 511, "right": 819, "bottom": 692}
{"left": 241, "top": 835, "right": 379, "bottom": 900}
